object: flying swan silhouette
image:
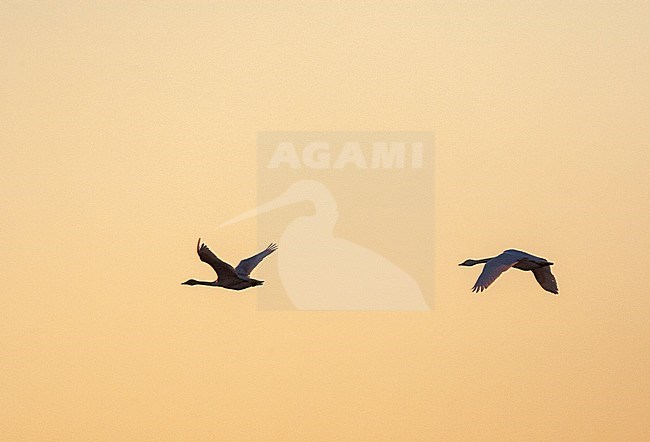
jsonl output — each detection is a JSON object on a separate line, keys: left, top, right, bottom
{"left": 459, "top": 249, "right": 558, "bottom": 294}
{"left": 182, "top": 238, "right": 278, "bottom": 290}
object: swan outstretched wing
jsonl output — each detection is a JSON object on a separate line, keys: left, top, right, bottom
{"left": 472, "top": 251, "right": 521, "bottom": 292}
{"left": 235, "top": 243, "right": 278, "bottom": 278}
{"left": 197, "top": 238, "right": 238, "bottom": 281}
{"left": 532, "top": 266, "right": 559, "bottom": 295}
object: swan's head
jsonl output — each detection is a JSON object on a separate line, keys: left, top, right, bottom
{"left": 182, "top": 279, "right": 199, "bottom": 285}
{"left": 458, "top": 259, "right": 478, "bottom": 266}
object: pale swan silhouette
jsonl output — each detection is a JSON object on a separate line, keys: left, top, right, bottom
{"left": 219, "top": 180, "right": 429, "bottom": 310}
{"left": 459, "top": 249, "right": 559, "bottom": 294}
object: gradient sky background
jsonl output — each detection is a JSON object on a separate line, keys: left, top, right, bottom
{"left": 1, "top": 1, "right": 648, "bottom": 440}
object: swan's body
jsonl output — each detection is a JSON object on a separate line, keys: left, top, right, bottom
{"left": 182, "top": 238, "right": 277, "bottom": 290}
{"left": 459, "top": 249, "right": 558, "bottom": 294}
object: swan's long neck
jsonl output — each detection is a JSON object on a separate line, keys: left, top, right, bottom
{"left": 184, "top": 279, "right": 216, "bottom": 286}
{"left": 474, "top": 257, "right": 493, "bottom": 264}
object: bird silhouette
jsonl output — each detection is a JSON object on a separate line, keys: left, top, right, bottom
{"left": 219, "top": 180, "right": 428, "bottom": 310}
{"left": 459, "top": 249, "right": 558, "bottom": 294}
{"left": 182, "top": 238, "right": 277, "bottom": 290}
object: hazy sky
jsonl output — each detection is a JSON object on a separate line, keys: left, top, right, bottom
{"left": 1, "top": 1, "right": 648, "bottom": 440}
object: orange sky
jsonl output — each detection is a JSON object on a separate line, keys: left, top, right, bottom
{"left": 1, "top": 2, "right": 648, "bottom": 440}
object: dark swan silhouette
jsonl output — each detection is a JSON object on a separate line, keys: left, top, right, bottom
{"left": 459, "top": 249, "right": 558, "bottom": 294}
{"left": 182, "top": 238, "right": 278, "bottom": 290}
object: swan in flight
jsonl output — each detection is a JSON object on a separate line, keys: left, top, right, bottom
{"left": 182, "top": 238, "right": 278, "bottom": 290}
{"left": 459, "top": 249, "right": 558, "bottom": 294}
